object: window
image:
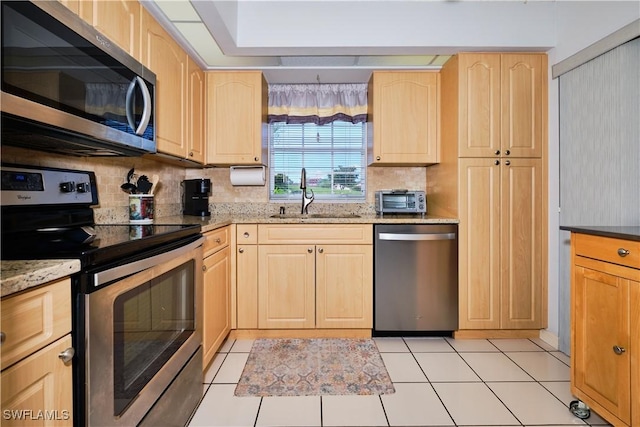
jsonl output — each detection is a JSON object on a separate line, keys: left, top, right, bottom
{"left": 269, "top": 121, "right": 366, "bottom": 201}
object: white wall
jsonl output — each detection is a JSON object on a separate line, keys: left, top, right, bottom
{"left": 544, "top": 1, "right": 639, "bottom": 349}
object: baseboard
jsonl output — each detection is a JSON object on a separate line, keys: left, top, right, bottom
{"left": 453, "top": 329, "right": 540, "bottom": 339}
{"left": 538, "top": 329, "right": 559, "bottom": 350}
{"left": 229, "top": 329, "right": 372, "bottom": 339}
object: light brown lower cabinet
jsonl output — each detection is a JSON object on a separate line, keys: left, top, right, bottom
{"left": 1, "top": 278, "right": 73, "bottom": 426}
{"left": 571, "top": 232, "right": 640, "bottom": 427}
{"left": 202, "top": 227, "right": 231, "bottom": 370}
{"left": 237, "top": 224, "right": 373, "bottom": 330}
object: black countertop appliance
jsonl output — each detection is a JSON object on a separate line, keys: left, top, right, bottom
{"left": 182, "top": 178, "right": 211, "bottom": 217}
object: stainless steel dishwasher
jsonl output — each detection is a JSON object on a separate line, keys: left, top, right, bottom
{"left": 374, "top": 224, "right": 458, "bottom": 333}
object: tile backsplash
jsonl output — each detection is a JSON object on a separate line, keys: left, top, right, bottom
{"left": 2, "top": 146, "right": 426, "bottom": 221}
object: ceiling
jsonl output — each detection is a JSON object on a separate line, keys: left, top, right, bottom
{"left": 142, "top": 0, "right": 556, "bottom": 84}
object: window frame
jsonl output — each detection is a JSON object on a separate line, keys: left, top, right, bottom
{"left": 268, "top": 121, "right": 367, "bottom": 202}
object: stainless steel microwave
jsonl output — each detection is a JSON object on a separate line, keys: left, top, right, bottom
{"left": 375, "top": 190, "right": 427, "bottom": 216}
{"left": 1, "top": 1, "right": 156, "bottom": 157}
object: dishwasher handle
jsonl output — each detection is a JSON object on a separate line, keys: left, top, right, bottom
{"left": 378, "top": 232, "right": 456, "bottom": 241}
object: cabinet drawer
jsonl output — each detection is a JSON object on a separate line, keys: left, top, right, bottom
{"left": 258, "top": 224, "right": 373, "bottom": 244}
{"left": 575, "top": 233, "right": 640, "bottom": 270}
{"left": 203, "top": 226, "right": 229, "bottom": 257}
{"left": 1, "top": 278, "right": 71, "bottom": 369}
{"left": 237, "top": 224, "right": 258, "bottom": 244}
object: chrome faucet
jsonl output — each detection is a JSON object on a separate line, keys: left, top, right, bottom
{"left": 300, "top": 168, "right": 314, "bottom": 214}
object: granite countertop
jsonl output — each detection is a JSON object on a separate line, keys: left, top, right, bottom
{"left": 560, "top": 225, "right": 640, "bottom": 242}
{"left": 1, "top": 259, "right": 80, "bottom": 298}
{"left": 1, "top": 213, "right": 458, "bottom": 297}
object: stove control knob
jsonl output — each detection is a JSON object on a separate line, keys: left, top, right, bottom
{"left": 60, "top": 182, "right": 75, "bottom": 193}
{"left": 76, "top": 182, "right": 90, "bottom": 193}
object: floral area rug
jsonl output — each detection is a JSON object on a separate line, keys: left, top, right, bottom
{"left": 234, "top": 338, "right": 395, "bottom": 397}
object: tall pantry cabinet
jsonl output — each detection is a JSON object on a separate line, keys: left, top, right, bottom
{"left": 428, "top": 53, "right": 548, "bottom": 334}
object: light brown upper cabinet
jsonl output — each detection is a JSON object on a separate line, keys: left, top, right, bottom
{"left": 141, "top": 9, "right": 189, "bottom": 161}
{"left": 367, "top": 71, "right": 440, "bottom": 166}
{"left": 206, "top": 71, "right": 267, "bottom": 166}
{"left": 186, "top": 56, "right": 205, "bottom": 164}
{"left": 457, "top": 53, "right": 547, "bottom": 158}
{"left": 79, "top": 1, "right": 140, "bottom": 59}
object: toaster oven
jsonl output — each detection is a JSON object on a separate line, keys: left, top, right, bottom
{"left": 375, "top": 190, "right": 426, "bottom": 216}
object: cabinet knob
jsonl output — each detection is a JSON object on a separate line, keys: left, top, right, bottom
{"left": 376, "top": 156, "right": 381, "bottom": 161}
{"left": 215, "top": 238, "right": 221, "bottom": 243}
{"left": 318, "top": 248, "right": 324, "bottom": 253}
{"left": 239, "top": 248, "right": 244, "bottom": 253}
{"left": 613, "top": 345, "right": 626, "bottom": 355}
{"left": 254, "top": 157, "right": 259, "bottom": 162}
{"left": 505, "top": 160, "right": 511, "bottom": 166}
{"left": 505, "top": 150, "right": 511, "bottom": 155}
{"left": 617, "top": 248, "right": 630, "bottom": 257}
{"left": 494, "top": 160, "right": 500, "bottom": 165}
{"left": 58, "top": 347, "right": 75, "bottom": 364}
{"left": 202, "top": 265, "right": 207, "bottom": 271}
{"left": 189, "top": 151, "right": 194, "bottom": 157}
{"left": 243, "top": 232, "right": 250, "bottom": 238}
{"left": 494, "top": 150, "right": 500, "bottom": 155}
{"left": 0, "top": 331, "right": 5, "bottom": 344}
{"left": 307, "top": 248, "right": 313, "bottom": 253}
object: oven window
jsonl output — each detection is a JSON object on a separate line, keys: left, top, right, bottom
{"left": 112, "top": 260, "right": 195, "bottom": 416}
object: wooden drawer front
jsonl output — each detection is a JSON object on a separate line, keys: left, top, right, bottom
{"left": 1, "top": 278, "right": 71, "bottom": 369}
{"left": 575, "top": 233, "right": 640, "bottom": 270}
{"left": 203, "top": 226, "right": 229, "bottom": 257}
{"left": 237, "top": 224, "right": 258, "bottom": 244}
{"left": 258, "top": 224, "right": 373, "bottom": 245}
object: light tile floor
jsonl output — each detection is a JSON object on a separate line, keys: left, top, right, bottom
{"left": 188, "top": 337, "right": 612, "bottom": 427}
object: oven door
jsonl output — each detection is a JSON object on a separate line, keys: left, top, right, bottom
{"left": 82, "top": 237, "right": 203, "bottom": 426}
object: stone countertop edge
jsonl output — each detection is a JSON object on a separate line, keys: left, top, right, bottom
{"left": 560, "top": 225, "right": 640, "bottom": 242}
{"left": 175, "top": 214, "right": 460, "bottom": 233}
{"left": 1, "top": 259, "right": 80, "bottom": 298}
{"left": 1, "top": 214, "right": 459, "bottom": 297}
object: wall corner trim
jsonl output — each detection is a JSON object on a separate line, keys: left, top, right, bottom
{"left": 552, "top": 19, "right": 640, "bottom": 79}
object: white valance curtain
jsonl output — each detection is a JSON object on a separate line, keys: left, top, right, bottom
{"left": 268, "top": 83, "right": 368, "bottom": 125}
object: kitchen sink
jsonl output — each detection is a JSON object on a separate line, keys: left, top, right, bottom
{"left": 269, "top": 213, "right": 361, "bottom": 219}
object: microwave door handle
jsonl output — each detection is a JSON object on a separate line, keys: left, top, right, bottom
{"left": 135, "top": 76, "right": 152, "bottom": 136}
{"left": 378, "top": 232, "right": 456, "bottom": 241}
{"left": 125, "top": 77, "right": 137, "bottom": 132}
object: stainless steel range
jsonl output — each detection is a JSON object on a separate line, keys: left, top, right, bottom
{"left": 1, "top": 164, "right": 204, "bottom": 426}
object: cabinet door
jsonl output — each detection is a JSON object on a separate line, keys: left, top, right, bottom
{"left": 458, "top": 158, "right": 501, "bottom": 329}
{"left": 1, "top": 335, "right": 73, "bottom": 426}
{"left": 202, "top": 247, "right": 231, "bottom": 369}
{"left": 79, "top": 1, "right": 140, "bottom": 59}
{"left": 369, "top": 71, "right": 439, "bottom": 165}
{"left": 187, "top": 56, "right": 205, "bottom": 164}
{"left": 236, "top": 244, "right": 258, "bottom": 329}
{"left": 500, "top": 158, "right": 543, "bottom": 329}
{"left": 206, "top": 72, "right": 265, "bottom": 165}
{"left": 573, "top": 265, "right": 631, "bottom": 425}
{"left": 631, "top": 281, "right": 640, "bottom": 427}
{"left": 458, "top": 54, "right": 501, "bottom": 158}
{"left": 141, "top": 10, "right": 187, "bottom": 158}
{"left": 316, "top": 245, "right": 373, "bottom": 329}
{"left": 258, "top": 245, "right": 315, "bottom": 329}
{"left": 501, "top": 54, "right": 545, "bottom": 158}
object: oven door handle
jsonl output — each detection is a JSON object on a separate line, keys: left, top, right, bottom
{"left": 93, "top": 236, "right": 204, "bottom": 287}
